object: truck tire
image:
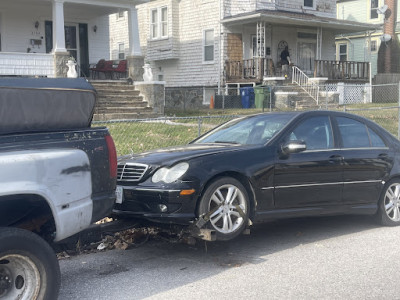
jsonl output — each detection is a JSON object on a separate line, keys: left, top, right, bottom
{"left": 0, "top": 227, "right": 60, "bottom": 300}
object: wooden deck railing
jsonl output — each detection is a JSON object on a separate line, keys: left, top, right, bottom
{"left": 226, "top": 59, "right": 370, "bottom": 83}
{"left": 314, "top": 60, "right": 370, "bottom": 81}
{"left": 225, "top": 58, "right": 275, "bottom": 82}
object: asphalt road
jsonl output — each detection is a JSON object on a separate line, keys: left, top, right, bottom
{"left": 58, "top": 215, "right": 400, "bottom": 300}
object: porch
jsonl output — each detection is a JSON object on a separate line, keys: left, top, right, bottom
{"left": 0, "top": 0, "right": 145, "bottom": 78}
{"left": 225, "top": 59, "right": 370, "bottom": 83}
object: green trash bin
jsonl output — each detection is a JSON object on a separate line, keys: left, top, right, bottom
{"left": 254, "top": 86, "right": 270, "bottom": 109}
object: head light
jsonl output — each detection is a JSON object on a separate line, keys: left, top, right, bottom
{"left": 152, "top": 162, "right": 189, "bottom": 183}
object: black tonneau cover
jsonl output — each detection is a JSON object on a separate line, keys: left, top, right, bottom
{"left": 0, "top": 78, "right": 96, "bottom": 134}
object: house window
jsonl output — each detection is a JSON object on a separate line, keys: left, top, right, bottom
{"left": 203, "top": 29, "right": 214, "bottom": 62}
{"left": 118, "top": 43, "right": 125, "bottom": 59}
{"left": 338, "top": 44, "right": 347, "bottom": 61}
{"left": 117, "top": 11, "right": 125, "bottom": 20}
{"left": 371, "top": 40, "right": 377, "bottom": 52}
{"left": 251, "top": 35, "right": 257, "bottom": 58}
{"left": 304, "top": 0, "right": 313, "bottom": 8}
{"left": 370, "top": 0, "right": 379, "bottom": 19}
{"left": 150, "top": 7, "right": 168, "bottom": 40}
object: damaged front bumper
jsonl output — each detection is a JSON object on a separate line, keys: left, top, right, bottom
{"left": 112, "top": 185, "right": 198, "bottom": 225}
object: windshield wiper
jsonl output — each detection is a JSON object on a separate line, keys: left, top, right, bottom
{"left": 213, "top": 141, "right": 240, "bottom": 144}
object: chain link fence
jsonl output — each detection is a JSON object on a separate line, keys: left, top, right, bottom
{"left": 94, "top": 83, "right": 400, "bottom": 156}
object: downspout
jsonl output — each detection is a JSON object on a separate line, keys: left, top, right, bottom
{"left": 218, "top": 0, "right": 223, "bottom": 95}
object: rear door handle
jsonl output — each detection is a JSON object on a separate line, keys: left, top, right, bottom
{"left": 329, "top": 155, "right": 343, "bottom": 163}
{"left": 378, "top": 153, "right": 389, "bottom": 160}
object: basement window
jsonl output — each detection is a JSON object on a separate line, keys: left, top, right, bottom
{"left": 304, "top": 0, "right": 314, "bottom": 9}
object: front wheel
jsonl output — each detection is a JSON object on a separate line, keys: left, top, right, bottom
{"left": 377, "top": 180, "right": 400, "bottom": 226}
{"left": 198, "top": 177, "right": 250, "bottom": 241}
{"left": 0, "top": 227, "right": 61, "bottom": 300}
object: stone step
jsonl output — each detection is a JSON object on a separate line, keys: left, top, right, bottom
{"left": 96, "top": 100, "right": 147, "bottom": 107}
{"left": 97, "top": 94, "right": 143, "bottom": 101}
{"left": 95, "top": 106, "right": 150, "bottom": 114}
{"left": 90, "top": 80, "right": 131, "bottom": 86}
{"left": 93, "top": 111, "right": 157, "bottom": 121}
{"left": 95, "top": 88, "right": 140, "bottom": 95}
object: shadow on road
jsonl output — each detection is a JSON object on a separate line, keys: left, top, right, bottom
{"left": 59, "top": 214, "right": 380, "bottom": 299}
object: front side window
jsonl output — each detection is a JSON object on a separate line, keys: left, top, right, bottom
{"left": 204, "top": 29, "right": 214, "bottom": 62}
{"left": 288, "top": 116, "right": 334, "bottom": 150}
{"left": 150, "top": 7, "right": 168, "bottom": 39}
{"left": 370, "top": 0, "right": 379, "bottom": 19}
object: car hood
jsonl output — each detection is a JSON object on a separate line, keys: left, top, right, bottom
{"left": 118, "top": 143, "right": 248, "bottom": 166}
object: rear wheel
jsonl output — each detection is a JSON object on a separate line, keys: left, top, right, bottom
{"left": 377, "top": 180, "right": 400, "bottom": 226}
{"left": 198, "top": 177, "right": 249, "bottom": 241}
{"left": 0, "top": 227, "right": 60, "bottom": 300}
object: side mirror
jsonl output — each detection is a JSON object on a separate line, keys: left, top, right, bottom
{"left": 281, "top": 140, "right": 307, "bottom": 155}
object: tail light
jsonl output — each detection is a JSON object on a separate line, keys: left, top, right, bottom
{"left": 105, "top": 134, "right": 117, "bottom": 178}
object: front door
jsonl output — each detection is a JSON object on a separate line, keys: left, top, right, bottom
{"left": 297, "top": 42, "right": 316, "bottom": 75}
{"left": 65, "top": 25, "right": 78, "bottom": 61}
{"left": 45, "top": 22, "right": 89, "bottom": 76}
{"left": 274, "top": 115, "right": 343, "bottom": 208}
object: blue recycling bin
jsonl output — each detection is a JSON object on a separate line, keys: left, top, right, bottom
{"left": 240, "top": 87, "right": 255, "bottom": 108}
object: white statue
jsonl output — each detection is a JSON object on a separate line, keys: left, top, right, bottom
{"left": 66, "top": 60, "right": 78, "bottom": 78}
{"left": 143, "top": 63, "right": 153, "bottom": 82}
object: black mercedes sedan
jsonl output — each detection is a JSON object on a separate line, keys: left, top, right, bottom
{"left": 114, "top": 111, "right": 400, "bottom": 241}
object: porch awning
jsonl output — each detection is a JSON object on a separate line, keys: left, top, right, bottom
{"left": 222, "top": 10, "right": 378, "bottom": 34}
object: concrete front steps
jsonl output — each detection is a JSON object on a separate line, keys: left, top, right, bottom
{"left": 274, "top": 84, "right": 321, "bottom": 110}
{"left": 90, "top": 80, "right": 156, "bottom": 121}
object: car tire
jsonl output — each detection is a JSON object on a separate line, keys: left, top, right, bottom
{"left": 198, "top": 177, "right": 249, "bottom": 241}
{"left": 377, "top": 180, "right": 400, "bottom": 226}
{"left": 0, "top": 227, "right": 61, "bottom": 300}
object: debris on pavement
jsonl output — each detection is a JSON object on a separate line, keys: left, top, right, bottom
{"left": 56, "top": 219, "right": 198, "bottom": 258}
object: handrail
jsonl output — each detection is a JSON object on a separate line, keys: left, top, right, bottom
{"left": 291, "top": 66, "right": 319, "bottom": 104}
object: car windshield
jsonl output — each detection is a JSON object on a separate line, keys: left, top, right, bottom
{"left": 192, "top": 113, "right": 295, "bottom": 145}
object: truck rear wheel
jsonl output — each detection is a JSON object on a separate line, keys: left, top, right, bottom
{"left": 0, "top": 227, "right": 60, "bottom": 300}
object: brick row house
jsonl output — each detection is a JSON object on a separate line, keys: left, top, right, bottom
{"left": 109, "top": 0, "right": 377, "bottom": 107}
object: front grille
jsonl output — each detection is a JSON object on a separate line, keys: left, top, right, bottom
{"left": 117, "top": 163, "right": 149, "bottom": 182}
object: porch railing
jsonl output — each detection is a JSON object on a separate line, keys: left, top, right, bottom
{"left": 314, "top": 60, "right": 370, "bottom": 81}
{"left": 292, "top": 66, "right": 319, "bottom": 104}
{"left": 225, "top": 58, "right": 275, "bottom": 82}
{"left": 0, "top": 53, "right": 54, "bottom": 77}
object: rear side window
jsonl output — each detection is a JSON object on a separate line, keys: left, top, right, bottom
{"left": 337, "top": 117, "right": 386, "bottom": 148}
{"left": 368, "top": 127, "right": 386, "bottom": 147}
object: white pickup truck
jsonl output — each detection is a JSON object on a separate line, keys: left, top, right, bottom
{"left": 0, "top": 78, "right": 117, "bottom": 300}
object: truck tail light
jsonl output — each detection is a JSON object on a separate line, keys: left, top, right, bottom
{"left": 105, "top": 134, "right": 117, "bottom": 178}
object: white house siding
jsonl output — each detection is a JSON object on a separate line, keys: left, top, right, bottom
{"left": 321, "top": 30, "right": 336, "bottom": 60}
{"left": 136, "top": 0, "right": 220, "bottom": 87}
{"left": 224, "top": 0, "right": 336, "bottom": 18}
{"left": 0, "top": 2, "right": 50, "bottom": 54}
{"left": 108, "top": 13, "right": 129, "bottom": 61}
{"left": 89, "top": 15, "right": 111, "bottom": 64}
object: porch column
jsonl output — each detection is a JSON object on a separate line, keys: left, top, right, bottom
{"left": 52, "top": 0, "right": 66, "bottom": 53}
{"left": 52, "top": 0, "right": 68, "bottom": 77}
{"left": 127, "top": 5, "right": 144, "bottom": 81}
